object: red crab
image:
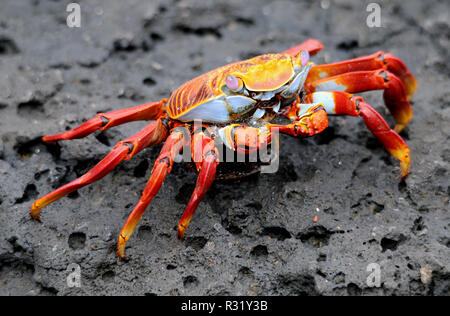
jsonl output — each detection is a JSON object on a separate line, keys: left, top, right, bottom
{"left": 30, "top": 39, "right": 416, "bottom": 259}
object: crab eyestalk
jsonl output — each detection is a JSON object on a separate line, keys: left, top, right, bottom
{"left": 225, "top": 75, "right": 243, "bottom": 92}
{"left": 297, "top": 50, "right": 310, "bottom": 66}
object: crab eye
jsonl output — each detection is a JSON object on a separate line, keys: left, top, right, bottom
{"left": 300, "top": 50, "right": 310, "bottom": 66}
{"left": 226, "top": 75, "right": 242, "bottom": 91}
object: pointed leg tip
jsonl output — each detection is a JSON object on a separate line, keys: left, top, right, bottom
{"left": 400, "top": 171, "right": 409, "bottom": 181}
{"left": 117, "top": 249, "right": 126, "bottom": 260}
{"left": 400, "top": 160, "right": 410, "bottom": 181}
{"left": 117, "top": 236, "right": 127, "bottom": 260}
{"left": 41, "top": 136, "right": 57, "bottom": 145}
{"left": 394, "top": 124, "right": 406, "bottom": 133}
{"left": 405, "top": 76, "right": 418, "bottom": 101}
{"left": 177, "top": 225, "right": 185, "bottom": 240}
{"left": 30, "top": 203, "right": 42, "bottom": 222}
{"left": 390, "top": 145, "right": 410, "bottom": 181}
{"left": 31, "top": 215, "right": 42, "bottom": 223}
{"left": 390, "top": 104, "right": 412, "bottom": 134}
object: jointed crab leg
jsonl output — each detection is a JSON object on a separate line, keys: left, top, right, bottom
{"left": 30, "top": 119, "right": 169, "bottom": 221}
{"left": 177, "top": 128, "right": 219, "bottom": 240}
{"left": 282, "top": 38, "right": 324, "bottom": 57}
{"left": 42, "top": 100, "right": 167, "bottom": 144}
{"left": 117, "top": 128, "right": 189, "bottom": 259}
{"left": 306, "top": 70, "right": 412, "bottom": 132}
{"left": 306, "top": 91, "right": 410, "bottom": 178}
{"left": 306, "top": 51, "right": 417, "bottom": 99}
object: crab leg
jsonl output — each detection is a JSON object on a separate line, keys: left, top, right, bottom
{"left": 306, "top": 70, "right": 412, "bottom": 132}
{"left": 177, "top": 128, "right": 219, "bottom": 240}
{"left": 282, "top": 38, "right": 324, "bottom": 57}
{"left": 307, "top": 51, "right": 417, "bottom": 99}
{"left": 30, "top": 119, "right": 169, "bottom": 221}
{"left": 306, "top": 91, "right": 410, "bottom": 179}
{"left": 117, "top": 128, "right": 189, "bottom": 259}
{"left": 42, "top": 99, "right": 167, "bottom": 144}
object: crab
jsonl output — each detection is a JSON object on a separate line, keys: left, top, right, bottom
{"left": 30, "top": 39, "right": 417, "bottom": 259}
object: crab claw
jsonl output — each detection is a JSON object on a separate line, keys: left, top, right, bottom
{"left": 270, "top": 104, "right": 328, "bottom": 138}
{"left": 299, "top": 104, "right": 329, "bottom": 136}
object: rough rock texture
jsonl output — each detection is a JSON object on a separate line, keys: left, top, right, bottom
{"left": 0, "top": 0, "right": 448, "bottom": 296}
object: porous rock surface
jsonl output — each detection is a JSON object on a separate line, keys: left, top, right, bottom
{"left": 0, "top": 0, "right": 448, "bottom": 295}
